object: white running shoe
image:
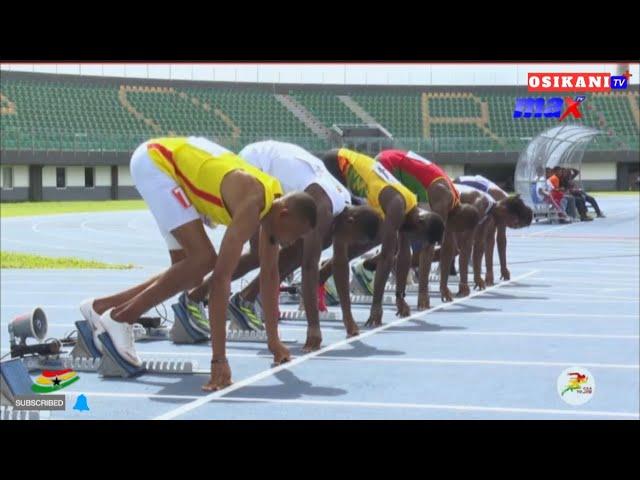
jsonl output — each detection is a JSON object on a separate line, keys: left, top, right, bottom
{"left": 79, "top": 298, "right": 104, "bottom": 354}
{"left": 97, "top": 309, "right": 142, "bottom": 367}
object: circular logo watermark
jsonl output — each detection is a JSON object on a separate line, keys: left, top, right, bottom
{"left": 557, "top": 367, "right": 595, "bottom": 405}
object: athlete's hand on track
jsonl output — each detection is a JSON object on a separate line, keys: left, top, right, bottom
{"left": 269, "top": 341, "right": 291, "bottom": 365}
{"left": 395, "top": 297, "right": 411, "bottom": 317}
{"left": 417, "top": 292, "right": 430, "bottom": 311}
{"left": 344, "top": 317, "right": 360, "bottom": 338}
{"left": 500, "top": 268, "right": 511, "bottom": 281}
{"left": 456, "top": 282, "right": 471, "bottom": 297}
{"left": 302, "top": 325, "right": 322, "bottom": 352}
{"left": 485, "top": 272, "right": 495, "bottom": 286}
{"left": 474, "top": 276, "right": 486, "bottom": 290}
{"left": 365, "top": 304, "right": 383, "bottom": 327}
{"left": 440, "top": 285, "right": 454, "bottom": 303}
{"left": 202, "top": 358, "right": 232, "bottom": 392}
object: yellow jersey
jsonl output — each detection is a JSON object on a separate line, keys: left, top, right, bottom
{"left": 336, "top": 148, "right": 417, "bottom": 218}
{"left": 146, "top": 137, "right": 283, "bottom": 226}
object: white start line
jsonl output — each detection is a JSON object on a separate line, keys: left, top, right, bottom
{"left": 154, "top": 269, "right": 539, "bottom": 420}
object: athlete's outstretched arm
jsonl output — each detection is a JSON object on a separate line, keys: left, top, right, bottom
{"left": 496, "top": 224, "right": 509, "bottom": 280}
{"left": 456, "top": 227, "right": 475, "bottom": 298}
{"left": 331, "top": 237, "right": 360, "bottom": 338}
{"left": 203, "top": 200, "right": 261, "bottom": 392}
{"left": 484, "top": 222, "right": 498, "bottom": 286}
{"left": 366, "top": 195, "right": 404, "bottom": 327}
{"left": 300, "top": 216, "right": 327, "bottom": 352}
{"left": 394, "top": 232, "right": 412, "bottom": 317}
{"left": 258, "top": 225, "right": 290, "bottom": 364}
{"left": 472, "top": 220, "right": 492, "bottom": 290}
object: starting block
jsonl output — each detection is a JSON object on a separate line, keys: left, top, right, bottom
{"left": 1, "top": 406, "right": 46, "bottom": 420}
{"left": 226, "top": 322, "right": 296, "bottom": 344}
{"left": 171, "top": 299, "right": 295, "bottom": 345}
{"left": 279, "top": 290, "right": 301, "bottom": 305}
{"left": 285, "top": 279, "right": 394, "bottom": 306}
{"left": 278, "top": 310, "right": 339, "bottom": 322}
{"left": 349, "top": 276, "right": 373, "bottom": 296}
{"left": 384, "top": 282, "right": 419, "bottom": 293}
{"left": 350, "top": 294, "right": 395, "bottom": 305}
{"left": 1, "top": 358, "right": 34, "bottom": 406}
{"left": 0, "top": 358, "right": 48, "bottom": 420}
{"left": 383, "top": 275, "right": 459, "bottom": 293}
{"left": 22, "top": 355, "right": 101, "bottom": 373}
{"left": 170, "top": 302, "right": 210, "bottom": 344}
{"left": 21, "top": 349, "right": 196, "bottom": 379}
{"left": 226, "top": 329, "right": 271, "bottom": 342}
{"left": 133, "top": 324, "right": 170, "bottom": 342}
{"left": 63, "top": 320, "right": 197, "bottom": 379}
{"left": 70, "top": 320, "right": 103, "bottom": 359}
{"left": 97, "top": 332, "right": 197, "bottom": 378}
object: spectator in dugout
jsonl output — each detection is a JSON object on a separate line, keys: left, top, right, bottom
{"left": 560, "top": 167, "right": 605, "bottom": 218}
{"left": 548, "top": 167, "right": 581, "bottom": 221}
{"left": 535, "top": 166, "right": 569, "bottom": 222}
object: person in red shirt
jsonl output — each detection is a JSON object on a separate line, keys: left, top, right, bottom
{"left": 374, "top": 150, "right": 481, "bottom": 309}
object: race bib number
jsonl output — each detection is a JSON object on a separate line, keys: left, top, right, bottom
{"left": 372, "top": 163, "right": 399, "bottom": 184}
{"left": 172, "top": 187, "right": 192, "bottom": 209}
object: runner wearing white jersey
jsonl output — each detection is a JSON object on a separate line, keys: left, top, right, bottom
{"left": 455, "top": 175, "right": 533, "bottom": 286}
{"left": 454, "top": 181, "right": 533, "bottom": 294}
{"left": 189, "top": 141, "right": 381, "bottom": 351}
{"left": 454, "top": 175, "right": 502, "bottom": 195}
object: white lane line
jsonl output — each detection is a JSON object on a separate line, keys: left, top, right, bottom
{"left": 481, "top": 299, "right": 639, "bottom": 304}
{"left": 63, "top": 392, "right": 640, "bottom": 419}
{"left": 210, "top": 397, "right": 640, "bottom": 419}
{"left": 153, "top": 270, "right": 539, "bottom": 420}
{"left": 486, "top": 289, "right": 639, "bottom": 301}
{"left": 52, "top": 347, "right": 638, "bottom": 368}
{"left": 523, "top": 208, "right": 639, "bottom": 238}
{"left": 528, "top": 277, "right": 639, "bottom": 287}
{"left": 64, "top": 391, "right": 201, "bottom": 400}
{"left": 0, "top": 237, "right": 167, "bottom": 260}
{"left": 1, "top": 281, "right": 152, "bottom": 286}
{"left": 509, "top": 260, "right": 640, "bottom": 269}
{"left": 531, "top": 267, "right": 638, "bottom": 276}
{"left": 76, "top": 350, "right": 639, "bottom": 370}
{"left": 447, "top": 311, "right": 639, "bottom": 319}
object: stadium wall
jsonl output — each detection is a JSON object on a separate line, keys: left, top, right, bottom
{"left": 2, "top": 149, "right": 634, "bottom": 202}
{"left": 2, "top": 70, "right": 637, "bottom": 200}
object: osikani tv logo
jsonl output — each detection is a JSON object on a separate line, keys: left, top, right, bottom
{"left": 528, "top": 71, "right": 632, "bottom": 92}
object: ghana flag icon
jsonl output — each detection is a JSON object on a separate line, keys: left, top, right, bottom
{"left": 31, "top": 369, "right": 79, "bottom": 393}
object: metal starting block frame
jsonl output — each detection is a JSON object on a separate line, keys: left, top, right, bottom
{"left": 171, "top": 300, "right": 295, "bottom": 345}
{"left": 279, "top": 310, "right": 339, "bottom": 322}
{"left": 70, "top": 320, "right": 102, "bottom": 359}
{"left": 1, "top": 406, "right": 47, "bottom": 420}
{"left": 97, "top": 332, "right": 198, "bottom": 378}
{"left": 279, "top": 291, "right": 301, "bottom": 305}
{"left": 22, "top": 355, "right": 102, "bottom": 373}
{"left": 350, "top": 294, "right": 395, "bottom": 305}
{"left": 133, "top": 324, "right": 170, "bottom": 342}
{"left": 0, "top": 358, "right": 50, "bottom": 419}
{"left": 384, "top": 282, "right": 419, "bottom": 293}
{"left": 65, "top": 320, "right": 197, "bottom": 378}
{"left": 170, "top": 302, "right": 209, "bottom": 344}
{"left": 1, "top": 358, "right": 34, "bottom": 406}
{"left": 283, "top": 281, "right": 394, "bottom": 306}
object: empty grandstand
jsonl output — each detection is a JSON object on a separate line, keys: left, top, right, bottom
{"left": 1, "top": 70, "right": 638, "bottom": 201}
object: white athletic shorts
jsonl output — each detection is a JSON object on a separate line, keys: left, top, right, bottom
{"left": 130, "top": 141, "right": 200, "bottom": 250}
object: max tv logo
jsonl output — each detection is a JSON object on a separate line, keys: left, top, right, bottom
{"left": 513, "top": 96, "right": 586, "bottom": 121}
